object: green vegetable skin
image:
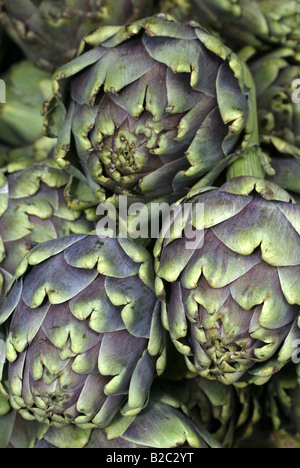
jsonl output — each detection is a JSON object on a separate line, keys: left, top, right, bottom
{"left": 155, "top": 177, "right": 300, "bottom": 386}
{"left": 0, "top": 0, "right": 155, "bottom": 71}
{"left": 44, "top": 15, "right": 260, "bottom": 206}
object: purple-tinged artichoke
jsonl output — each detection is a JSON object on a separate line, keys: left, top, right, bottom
{"left": 155, "top": 176, "right": 300, "bottom": 386}
{"left": 0, "top": 234, "right": 165, "bottom": 428}
{"left": 0, "top": 0, "right": 155, "bottom": 71}
{"left": 44, "top": 15, "right": 260, "bottom": 206}
{"left": 33, "top": 392, "right": 221, "bottom": 448}
{"left": 0, "top": 391, "right": 222, "bottom": 448}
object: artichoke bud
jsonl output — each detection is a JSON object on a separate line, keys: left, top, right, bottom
{"left": 0, "top": 159, "right": 95, "bottom": 304}
{"left": 155, "top": 176, "right": 300, "bottom": 386}
{"left": 249, "top": 48, "right": 300, "bottom": 159}
{"left": 159, "top": 0, "right": 300, "bottom": 53}
{"left": 155, "top": 376, "right": 263, "bottom": 448}
{"left": 44, "top": 15, "right": 259, "bottom": 206}
{"left": 265, "top": 364, "right": 300, "bottom": 445}
{"left": 0, "top": 0, "right": 155, "bottom": 71}
{"left": 0, "top": 235, "right": 166, "bottom": 428}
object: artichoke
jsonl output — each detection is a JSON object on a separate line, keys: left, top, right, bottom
{"left": 0, "top": 0, "right": 155, "bottom": 72}
{"left": 0, "top": 158, "right": 95, "bottom": 303}
{"left": 159, "top": 0, "right": 300, "bottom": 53}
{"left": 242, "top": 47, "right": 300, "bottom": 195}
{"left": 157, "top": 376, "right": 262, "bottom": 448}
{"left": 44, "top": 15, "right": 260, "bottom": 207}
{"left": 0, "top": 234, "right": 165, "bottom": 428}
{"left": 155, "top": 176, "right": 300, "bottom": 386}
{"left": 0, "top": 60, "right": 55, "bottom": 167}
{"left": 266, "top": 364, "right": 300, "bottom": 446}
{"left": 248, "top": 48, "right": 300, "bottom": 159}
{"left": 0, "top": 392, "right": 221, "bottom": 448}
{"left": 34, "top": 392, "right": 221, "bottom": 448}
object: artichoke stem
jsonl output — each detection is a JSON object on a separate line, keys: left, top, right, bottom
{"left": 227, "top": 147, "right": 264, "bottom": 180}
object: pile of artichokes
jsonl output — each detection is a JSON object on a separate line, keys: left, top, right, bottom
{"left": 0, "top": 0, "right": 299, "bottom": 449}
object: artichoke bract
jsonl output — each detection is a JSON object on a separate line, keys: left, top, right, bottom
{"left": 159, "top": 0, "right": 300, "bottom": 53}
{"left": 32, "top": 392, "right": 221, "bottom": 448}
{"left": 157, "top": 376, "right": 262, "bottom": 448}
{"left": 0, "top": 393, "right": 221, "bottom": 448}
{"left": 45, "top": 15, "right": 259, "bottom": 206}
{"left": 0, "top": 158, "right": 94, "bottom": 303}
{"left": 0, "top": 411, "right": 44, "bottom": 448}
{"left": 154, "top": 177, "right": 300, "bottom": 386}
{"left": 0, "top": 0, "right": 155, "bottom": 72}
{"left": 0, "top": 234, "right": 165, "bottom": 428}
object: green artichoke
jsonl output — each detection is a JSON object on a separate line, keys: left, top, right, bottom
{"left": 248, "top": 48, "right": 300, "bottom": 159}
{"left": 243, "top": 47, "right": 300, "bottom": 195}
{"left": 155, "top": 176, "right": 300, "bottom": 386}
{"left": 0, "top": 60, "right": 55, "bottom": 167}
{"left": 266, "top": 364, "right": 300, "bottom": 444}
{"left": 0, "top": 0, "right": 155, "bottom": 72}
{"left": 157, "top": 376, "right": 262, "bottom": 448}
{"left": 0, "top": 391, "right": 221, "bottom": 448}
{"left": 0, "top": 158, "right": 95, "bottom": 303}
{"left": 159, "top": 0, "right": 300, "bottom": 53}
{"left": 0, "top": 234, "right": 165, "bottom": 428}
{"left": 44, "top": 15, "right": 260, "bottom": 207}
{"left": 33, "top": 392, "right": 221, "bottom": 448}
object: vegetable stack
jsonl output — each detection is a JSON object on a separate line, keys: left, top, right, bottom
{"left": 0, "top": 0, "right": 299, "bottom": 449}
